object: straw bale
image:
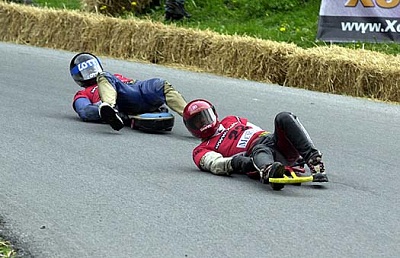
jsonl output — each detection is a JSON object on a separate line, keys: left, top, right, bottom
{"left": 118, "top": 24, "right": 300, "bottom": 84}
{"left": 0, "top": 2, "right": 399, "bottom": 103}
{"left": 139, "top": 26, "right": 216, "bottom": 66}
{"left": 286, "top": 46, "right": 400, "bottom": 102}
{"left": 0, "top": 2, "right": 105, "bottom": 51}
{"left": 0, "top": 1, "right": 301, "bottom": 85}
{"left": 205, "top": 35, "right": 299, "bottom": 84}
{"left": 356, "top": 55, "right": 400, "bottom": 102}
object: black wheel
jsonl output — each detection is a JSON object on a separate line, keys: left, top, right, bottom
{"left": 269, "top": 163, "right": 286, "bottom": 191}
{"left": 270, "top": 183, "right": 285, "bottom": 191}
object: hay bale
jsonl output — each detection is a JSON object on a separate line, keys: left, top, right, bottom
{"left": 206, "top": 35, "right": 299, "bottom": 84}
{"left": 0, "top": 2, "right": 100, "bottom": 51}
{"left": 112, "top": 23, "right": 300, "bottom": 84}
{"left": 285, "top": 46, "right": 400, "bottom": 102}
{"left": 0, "top": 1, "right": 399, "bottom": 102}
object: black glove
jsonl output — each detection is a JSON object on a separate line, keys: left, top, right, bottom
{"left": 231, "top": 155, "right": 255, "bottom": 174}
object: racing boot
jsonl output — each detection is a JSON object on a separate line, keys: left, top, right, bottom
{"left": 259, "top": 162, "right": 286, "bottom": 185}
{"left": 307, "top": 154, "right": 328, "bottom": 182}
{"left": 99, "top": 103, "right": 124, "bottom": 131}
{"left": 165, "top": 1, "right": 191, "bottom": 21}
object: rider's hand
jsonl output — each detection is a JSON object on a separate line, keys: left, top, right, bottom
{"left": 231, "top": 155, "right": 255, "bottom": 174}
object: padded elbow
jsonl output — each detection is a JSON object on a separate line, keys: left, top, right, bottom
{"left": 200, "top": 152, "right": 233, "bottom": 176}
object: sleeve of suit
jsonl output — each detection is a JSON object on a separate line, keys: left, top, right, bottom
{"left": 73, "top": 98, "right": 101, "bottom": 121}
{"left": 199, "top": 151, "right": 233, "bottom": 176}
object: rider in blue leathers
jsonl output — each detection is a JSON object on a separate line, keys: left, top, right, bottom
{"left": 70, "top": 52, "right": 187, "bottom": 131}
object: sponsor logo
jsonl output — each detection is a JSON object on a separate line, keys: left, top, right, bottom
{"left": 190, "top": 104, "right": 198, "bottom": 114}
{"left": 345, "top": 0, "right": 399, "bottom": 8}
{"left": 77, "top": 59, "right": 100, "bottom": 71}
{"left": 236, "top": 129, "right": 257, "bottom": 148}
{"left": 341, "top": 19, "right": 400, "bottom": 33}
{"left": 87, "top": 72, "right": 98, "bottom": 79}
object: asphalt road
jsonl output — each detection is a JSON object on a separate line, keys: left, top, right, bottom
{"left": 0, "top": 42, "right": 399, "bottom": 258}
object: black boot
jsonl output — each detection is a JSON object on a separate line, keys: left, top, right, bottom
{"left": 259, "top": 162, "right": 285, "bottom": 186}
{"left": 165, "top": 1, "right": 190, "bottom": 21}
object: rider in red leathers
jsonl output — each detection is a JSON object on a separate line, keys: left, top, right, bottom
{"left": 182, "top": 99, "right": 328, "bottom": 189}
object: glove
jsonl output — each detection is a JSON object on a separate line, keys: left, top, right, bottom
{"left": 231, "top": 155, "right": 256, "bottom": 174}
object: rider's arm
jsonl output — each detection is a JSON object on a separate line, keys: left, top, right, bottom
{"left": 198, "top": 151, "right": 234, "bottom": 176}
{"left": 73, "top": 97, "right": 101, "bottom": 122}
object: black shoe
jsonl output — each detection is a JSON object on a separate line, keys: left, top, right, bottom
{"left": 260, "top": 162, "right": 286, "bottom": 191}
{"left": 99, "top": 103, "right": 124, "bottom": 131}
{"left": 165, "top": 1, "right": 190, "bottom": 20}
{"left": 165, "top": 12, "right": 184, "bottom": 21}
{"left": 259, "top": 162, "right": 285, "bottom": 184}
{"left": 308, "top": 155, "right": 328, "bottom": 182}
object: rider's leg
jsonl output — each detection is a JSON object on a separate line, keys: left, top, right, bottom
{"left": 273, "top": 112, "right": 327, "bottom": 181}
{"left": 97, "top": 74, "right": 124, "bottom": 131}
{"left": 97, "top": 74, "right": 117, "bottom": 107}
{"left": 250, "top": 139, "right": 285, "bottom": 184}
{"left": 163, "top": 81, "right": 187, "bottom": 116}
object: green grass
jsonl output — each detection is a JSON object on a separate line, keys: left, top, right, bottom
{"left": 31, "top": 0, "right": 400, "bottom": 55}
{"left": 0, "top": 239, "right": 16, "bottom": 258}
{"left": 33, "top": 0, "right": 80, "bottom": 9}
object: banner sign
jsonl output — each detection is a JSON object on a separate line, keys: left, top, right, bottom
{"left": 317, "top": 0, "right": 400, "bottom": 43}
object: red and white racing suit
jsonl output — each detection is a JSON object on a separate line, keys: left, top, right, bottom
{"left": 192, "top": 112, "right": 321, "bottom": 175}
{"left": 192, "top": 116, "right": 267, "bottom": 174}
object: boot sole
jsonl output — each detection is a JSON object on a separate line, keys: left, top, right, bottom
{"left": 100, "top": 105, "right": 124, "bottom": 131}
{"left": 269, "top": 163, "right": 286, "bottom": 191}
{"left": 312, "top": 173, "right": 329, "bottom": 182}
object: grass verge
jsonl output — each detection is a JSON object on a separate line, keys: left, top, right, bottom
{"left": 0, "top": 239, "right": 16, "bottom": 258}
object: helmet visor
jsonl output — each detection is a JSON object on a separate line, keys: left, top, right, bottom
{"left": 70, "top": 58, "right": 103, "bottom": 81}
{"left": 186, "top": 108, "right": 216, "bottom": 132}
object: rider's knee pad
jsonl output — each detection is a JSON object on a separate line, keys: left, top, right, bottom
{"left": 275, "top": 111, "right": 295, "bottom": 126}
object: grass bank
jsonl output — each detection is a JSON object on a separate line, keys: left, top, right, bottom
{"left": 32, "top": 0, "right": 400, "bottom": 55}
{"left": 0, "top": 239, "right": 15, "bottom": 258}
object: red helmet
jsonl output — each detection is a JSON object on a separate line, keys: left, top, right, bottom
{"left": 183, "top": 99, "right": 220, "bottom": 139}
